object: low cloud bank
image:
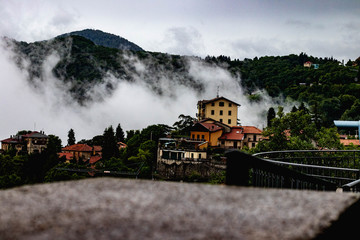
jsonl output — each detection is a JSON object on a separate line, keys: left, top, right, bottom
{"left": 0, "top": 39, "right": 293, "bottom": 144}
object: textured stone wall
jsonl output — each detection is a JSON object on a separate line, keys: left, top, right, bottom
{"left": 156, "top": 159, "right": 225, "bottom": 180}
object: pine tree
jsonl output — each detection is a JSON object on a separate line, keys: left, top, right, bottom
{"left": 102, "top": 126, "right": 119, "bottom": 160}
{"left": 67, "top": 129, "right": 76, "bottom": 146}
{"left": 115, "top": 124, "right": 125, "bottom": 143}
{"left": 267, "top": 107, "right": 276, "bottom": 127}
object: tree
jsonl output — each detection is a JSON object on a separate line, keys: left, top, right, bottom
{"left": 254, "top": 108, "right": 327, "bottom": 152}
{"left": 291, "top": 106, "right": 298, "bottom": 113}
{"left": 267, "top": 107, "right": 276, "bottom": 127}
{"left": 115, "top": 123, "right": 125, "bottom": 143}
{"left": 47, "top": 135, "right": 62, "bottom": 154}
{"left": 173, "top": 114, "right": 195, "bottom": 136}
{"left": 102, "top": 126, "right": 119, "bottom": 160}
{"left": 67, "top": 129, "right": 76, "bottom": 146}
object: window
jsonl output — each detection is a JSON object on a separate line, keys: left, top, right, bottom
{"left": 228, "top": 110, "right": 232, "bottom": 115}
{"left": 228, "top": 119, "right": 231, "bottom": 124}
{"left": 220, "top": 110, "right": 223, "bottom": 115}
{"left": 192, "top": 134, "right": 195, "bottom": 139}
{"left": 252, "top": 143, "right": 256, "bottom": 148}
{"left": 254, "top": 135, "right": 257, "bottom": 141}
{"left": 201, "top": 135, "right": 205, "bottom": 139}
{"left": 199, "top": 153, "right": 202, "bottom": 159}
{"left": 219, "top": 102, "right": 224, "bottom": 106}
{"left": 197, "top": 134, "right": 200, "bottom": 140}
{"left": 220, "top": 119, "right": 223, "bottom": 123}
{"left": 211, "top": 102, "right": 215, "bottom": 106}
{"left": 229, "top": 103, "right": 232, "bottom": 107}
{"left": 211, "top": 110, "right": 215, "bottom": 115}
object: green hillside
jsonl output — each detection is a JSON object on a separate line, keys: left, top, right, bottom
{"left": 58, "top": 29, "right": 144, "bottom": 51}
{"left": 5, "top": 31, "right": 360, "bottom": 127}
{"left": 205, "top": 54, "right": 360, "bottom": 127}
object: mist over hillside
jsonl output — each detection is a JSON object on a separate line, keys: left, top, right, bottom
{"left": 4, "top": 29, "right": 357, "bottom": 143}
{"left": 0, "top": 31, "right": 284, "bottom": 142}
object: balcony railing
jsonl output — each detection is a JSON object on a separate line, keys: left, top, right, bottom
{"left": 226, "top": 150, "right": 338, "bottom": 191}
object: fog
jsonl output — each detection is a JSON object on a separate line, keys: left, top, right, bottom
{"left": 0, "top": 38, "right": 294, "bottom": 145}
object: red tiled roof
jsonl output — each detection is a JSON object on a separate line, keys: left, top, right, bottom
{"left": 200, "top": 123, "right": 223, "bottom": 132}
{"left": 219, "top": 126, "right": 262, "bottom": 141}
{"left": 89, "top": 155, "right": 102, "bottom": 164}
{"left": 62, "top": 144, "right": 93, "bottom": 152}
{"left": 93, "top": 146, "right": 102, "bottom": 152}
{"left": 58, "top": 152, "right": 74, "bottom": 160}
{"left": 219, "top": 127, "right": 244, "bottom": 141}
{"left": 340, "top": 139, "right": 360, "bottom": 146}
{"left": 242, "top": 126, "right": 262, "bottom": 134}
{"left": 1, "top": 137, "right": 21, "bottom": 143}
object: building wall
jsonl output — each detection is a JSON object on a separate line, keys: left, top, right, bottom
{"left": 201, "top": 99, "right": 238, "bottom": 125}
{"left": 210, "top": 130, "right": 223, "bottom": 147}
{"left": 220, "top": 140, "right": 242, "bottom": 150}
{"left": 63, "top": 150, "right": 92, "bottom": 161}
{"left": 160, "top": 149, "right": 207, "bottom": 160}
{"left": 190, "top": 131, "right": 209, "bottom": 141}
{"left": 190, "top": 130, "right": 223, "bottom": 147}
{"left": 243, "top": 133, "right": 261, "bottom": 149}
{"left": 24, "top": 137, "right": 48, "bottom": 154}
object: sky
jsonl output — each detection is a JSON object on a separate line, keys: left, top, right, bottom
{"left": 0, "top": 0, "right": 359, "bottom": 143}
{"left": 1, "top": 0, "right": 359, "bottom": 61}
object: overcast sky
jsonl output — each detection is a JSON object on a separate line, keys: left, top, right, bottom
{"left": 1, "top": 0, "right": 359, "bottom": 142}
{"left": 1, "top": 0, "right": 359, "bottom": 61}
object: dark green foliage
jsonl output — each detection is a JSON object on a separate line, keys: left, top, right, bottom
{"left": 172, "top": 114, "right": 195, "bottom": 136}
{"left": 0, "top": 134, "right": 63, "bottom": 188}
{"left": 67, "top": 129, "right": 75, "bottom": 146}
{"left": 252, "top": 108, "right": 342, "bottom": 153}
{"left": 267, "top": 107, "right": 276, "bottom": 127}
{"left": 59, "top": 29, "right": 144, "bottom": 51}
{"left": 101, "top": 126, "right": 119, "bottom": 160}
{"left": 115, "top": 124, "right": 125, "bottom": 143}
{"left": 207, "top": 53, "right": 359, "bottom": 126}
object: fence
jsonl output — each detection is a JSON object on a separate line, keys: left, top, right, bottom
{"left": 225, "top": 150, "right": 360, "bottom": 191}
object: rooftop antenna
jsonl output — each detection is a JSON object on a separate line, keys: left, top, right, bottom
{"left": 216, "top": 86, "right": 219, "bottom": 98}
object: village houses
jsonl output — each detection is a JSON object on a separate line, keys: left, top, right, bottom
{"left": 158, "top": 96, "right": 263, "bottom": 162}
{"left": 1, "top": 131, "right": 49, "bottom": 155}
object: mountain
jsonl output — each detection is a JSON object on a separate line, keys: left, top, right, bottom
{"left": 58, "top": 29, "right": 144, "bottom": 52}
{"left": 5, "top": 34, "right": 204, "bottom": 104}
{"left": 3, "top": 30, "right": 360, "bottom": 127}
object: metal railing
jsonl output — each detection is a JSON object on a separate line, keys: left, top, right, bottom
{"left": 224, "top": 150, "right": 360, "bottom": 191}
{"left": 252, "top": 150, "right": 360, "bottom": 191}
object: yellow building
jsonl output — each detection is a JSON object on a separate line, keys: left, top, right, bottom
{"left": 197, "top": 96, "right": 240, "bottom": 126}
{"left": 190, "top": 119, "right": 231, "bottom": 148}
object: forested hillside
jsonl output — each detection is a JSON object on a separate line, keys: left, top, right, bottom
{"left": 4, "top": 30, "right": 360, "bottom": 127}
{"left": 205, "top": 54, "right": 360, "bottom": 127}
{"left": 6, "top": 35, "right": 203, "bottom": 104}
{"left": 58, "top": 29, "right": 144, "bottom": 51}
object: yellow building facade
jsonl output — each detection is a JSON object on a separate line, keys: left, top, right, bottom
{"left": 190, "top": 119, "right": 232, "bottom": 148}
{"left": 197, "top": 97, "right": 240, "bottom": 126}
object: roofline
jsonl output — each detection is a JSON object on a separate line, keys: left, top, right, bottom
{"left": 198, "top": 96, "right": 240, "bottom": 106}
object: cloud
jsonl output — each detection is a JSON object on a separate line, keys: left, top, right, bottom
{"left": 285, "top": 19, "right": 324, "bottom": 30}
{"left": 0, "top": 36, "right": 298, "bottom": 144}
{"left": 161, "top": 27, "right": 206, "bottom": 56}
{"left": 0, "top": 1, "right": 79, "bottom": 42}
